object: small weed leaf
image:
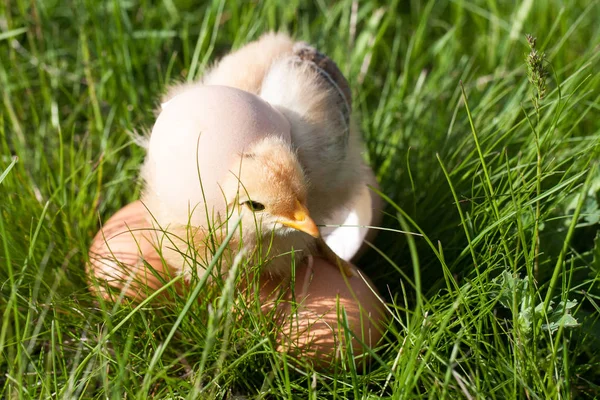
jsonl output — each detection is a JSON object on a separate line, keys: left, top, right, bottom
{"left": 492, "top": 271, "right": 580, "bottom": 338}
{"left": 541, "top": 300, "right": 580, "bottom": 334}
{"left": 562, "top": 192, "right": 600, "bottom": 228}
{"left": 492, "top": 270, "right": 529, "bottom": 311}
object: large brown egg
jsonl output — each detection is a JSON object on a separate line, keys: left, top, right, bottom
{"left": 87, "top": 201, "right": 181, "bottom": 302}
{"left": 257, "top": 257, "right": 385, "bottom": 369}
{"left": 87, "top": 201, "right": 386, "bottom": 367}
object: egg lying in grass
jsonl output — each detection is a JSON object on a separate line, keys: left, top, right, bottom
{"left": 87, "top": 170, "right": 385, "bottom": 366}
{"left": 257, "top": 256, "right": 384, "bottom": 369}
{"left": 86, "top": 201, "right": 182, "bottom": 302}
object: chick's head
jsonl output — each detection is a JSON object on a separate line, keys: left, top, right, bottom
{"left": 224, "top": 137, "right": 320, "bottom": 240}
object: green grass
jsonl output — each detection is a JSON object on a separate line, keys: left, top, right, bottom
{"left": 1, "top": 0, "right": 600, "bottom": 398}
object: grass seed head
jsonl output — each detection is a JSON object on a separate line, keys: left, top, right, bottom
{"left": 525, "top": 34, "right": 548, "bottom": 103}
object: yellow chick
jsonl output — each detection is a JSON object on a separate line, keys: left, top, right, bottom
{"left": 141, "top": 33, "right": 364, "bottom": 280}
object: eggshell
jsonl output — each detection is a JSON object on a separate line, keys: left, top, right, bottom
{"left": 87, "top": 201, "right": 386, "bottom": 367}
{"left": 87, "top": 201, "right": 181, "bottom": 302}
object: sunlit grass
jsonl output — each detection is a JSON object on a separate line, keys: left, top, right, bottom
{"left": 1, "top": 0, "right": 599, "bottom": 398}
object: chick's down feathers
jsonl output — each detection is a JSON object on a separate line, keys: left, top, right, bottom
{"left": 141, "top": 32, "right": 366, "bottom": 279}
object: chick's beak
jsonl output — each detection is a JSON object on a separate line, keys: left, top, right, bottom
{"left": 280, "top": 201, "right": 320, "bottom": 238}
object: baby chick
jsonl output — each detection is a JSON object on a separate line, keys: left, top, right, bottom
{"left": 141, "top": 33, "right": 364, "bottom": 280}
{"left": 201, "top": 32, "right": 362, "bottom": 230}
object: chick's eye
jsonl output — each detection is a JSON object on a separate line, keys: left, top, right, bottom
{"left": 242, "top": 201, "right": 265, "bottom": 212}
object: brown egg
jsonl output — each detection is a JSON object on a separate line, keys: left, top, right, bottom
{"left": 87, "top": 201, "right": 181, "bottom": 302}
{"left": 257, "top": 257, "right": 385, "bottom": 370}
{"left": 87, "top": 201, "right": 386, "bottom": 367}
